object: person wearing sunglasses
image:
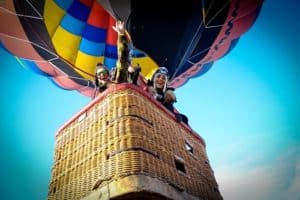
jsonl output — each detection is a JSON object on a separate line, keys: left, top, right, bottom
{"left": 95, "top": 63, "right": 112, "bottom": 93}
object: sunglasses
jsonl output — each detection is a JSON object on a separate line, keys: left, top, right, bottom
{"left": 96, "top": 70, "right": 109, "bottom": 76}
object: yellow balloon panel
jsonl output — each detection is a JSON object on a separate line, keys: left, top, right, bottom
{"left": 75, "top": 51, "right": 104, "bottom": 80}
{"left": 131, "top": 56, "right": 159, "bottom": 80}
{"left": 51, "top": 26, "right": 81, "bottom": 64}
{"left": 44, "top": 0, "right": 65, "bottom": 37}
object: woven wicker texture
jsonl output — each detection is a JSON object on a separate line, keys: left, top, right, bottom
{"left": 48, "top": 84, "right": 222, "bottom": 200}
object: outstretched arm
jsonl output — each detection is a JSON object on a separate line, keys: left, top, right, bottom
{"left": 112, "top": 21, "right": 129, "bottom": 68}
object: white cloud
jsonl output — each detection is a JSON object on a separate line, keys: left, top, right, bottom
{"left": 214, "top": 145, "right": 300, "bottom": 200}
{"left": 216, "top": 166, "right": 277, "bottom": 200}
{"left": 284, "top": 160, "right": 300, "bottom": 200}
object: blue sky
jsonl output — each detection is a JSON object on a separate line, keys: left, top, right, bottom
{"left": 1, "top": 0, "right": 299, "bottom": 199}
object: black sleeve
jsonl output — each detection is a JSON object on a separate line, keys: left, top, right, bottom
{"left": 167, "top": 87, "right": 175, "bottom": 91}
{"left": 147, "top": 79, "right": 153, "bottom": 86}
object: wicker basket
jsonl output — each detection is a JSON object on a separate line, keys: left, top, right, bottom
{"left": 48, "top": 84, "right": 222, "bottom": 200}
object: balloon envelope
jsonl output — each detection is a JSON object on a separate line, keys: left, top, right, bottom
{"left": 0, "top": 0, "right": 263, "bottom": 97}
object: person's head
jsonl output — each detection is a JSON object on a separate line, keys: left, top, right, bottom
{"left": 152, "top": 67, "right": 169, "bottom": 91}
{"left": 96, "top": 63, "right": 110, "bottom": 81}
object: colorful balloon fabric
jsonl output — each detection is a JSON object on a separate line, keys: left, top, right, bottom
{"left": 0, "top": 0, "right": 263, "bottom": 97}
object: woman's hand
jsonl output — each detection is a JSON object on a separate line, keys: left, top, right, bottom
{"left": 112, "top": 21, "right": 125, "bottom": 35}
{"left": 164, "top": 90, "right": 176, "bottom": 104}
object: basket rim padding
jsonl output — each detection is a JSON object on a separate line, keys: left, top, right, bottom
{"left": 56, "top": 83, "right": 205, "bottom": 147}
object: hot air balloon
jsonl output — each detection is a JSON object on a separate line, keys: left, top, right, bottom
{"left": 0, "top": 0, "right": 263, "bottom": 97}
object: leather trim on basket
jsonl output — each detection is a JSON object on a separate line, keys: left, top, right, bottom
{"left": 108, "top": 114, "right": 153, "bottom": 126}
{"left": 108, "top": 147, "right": 159, "bottom": 159}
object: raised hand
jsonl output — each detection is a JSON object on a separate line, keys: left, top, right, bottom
{"left": 112, "top": 21, "right": 125, "bottom": 35}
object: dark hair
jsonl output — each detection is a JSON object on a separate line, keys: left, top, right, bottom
{"left": 96, "top": 62, "right": 103, "bottom": 67}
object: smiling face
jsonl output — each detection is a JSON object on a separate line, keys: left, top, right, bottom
{"left": 96, "top": 68, "right": 109, "bottom": 81}
{"left": 154, "top": 74, "right": 167, "bottom": 89}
